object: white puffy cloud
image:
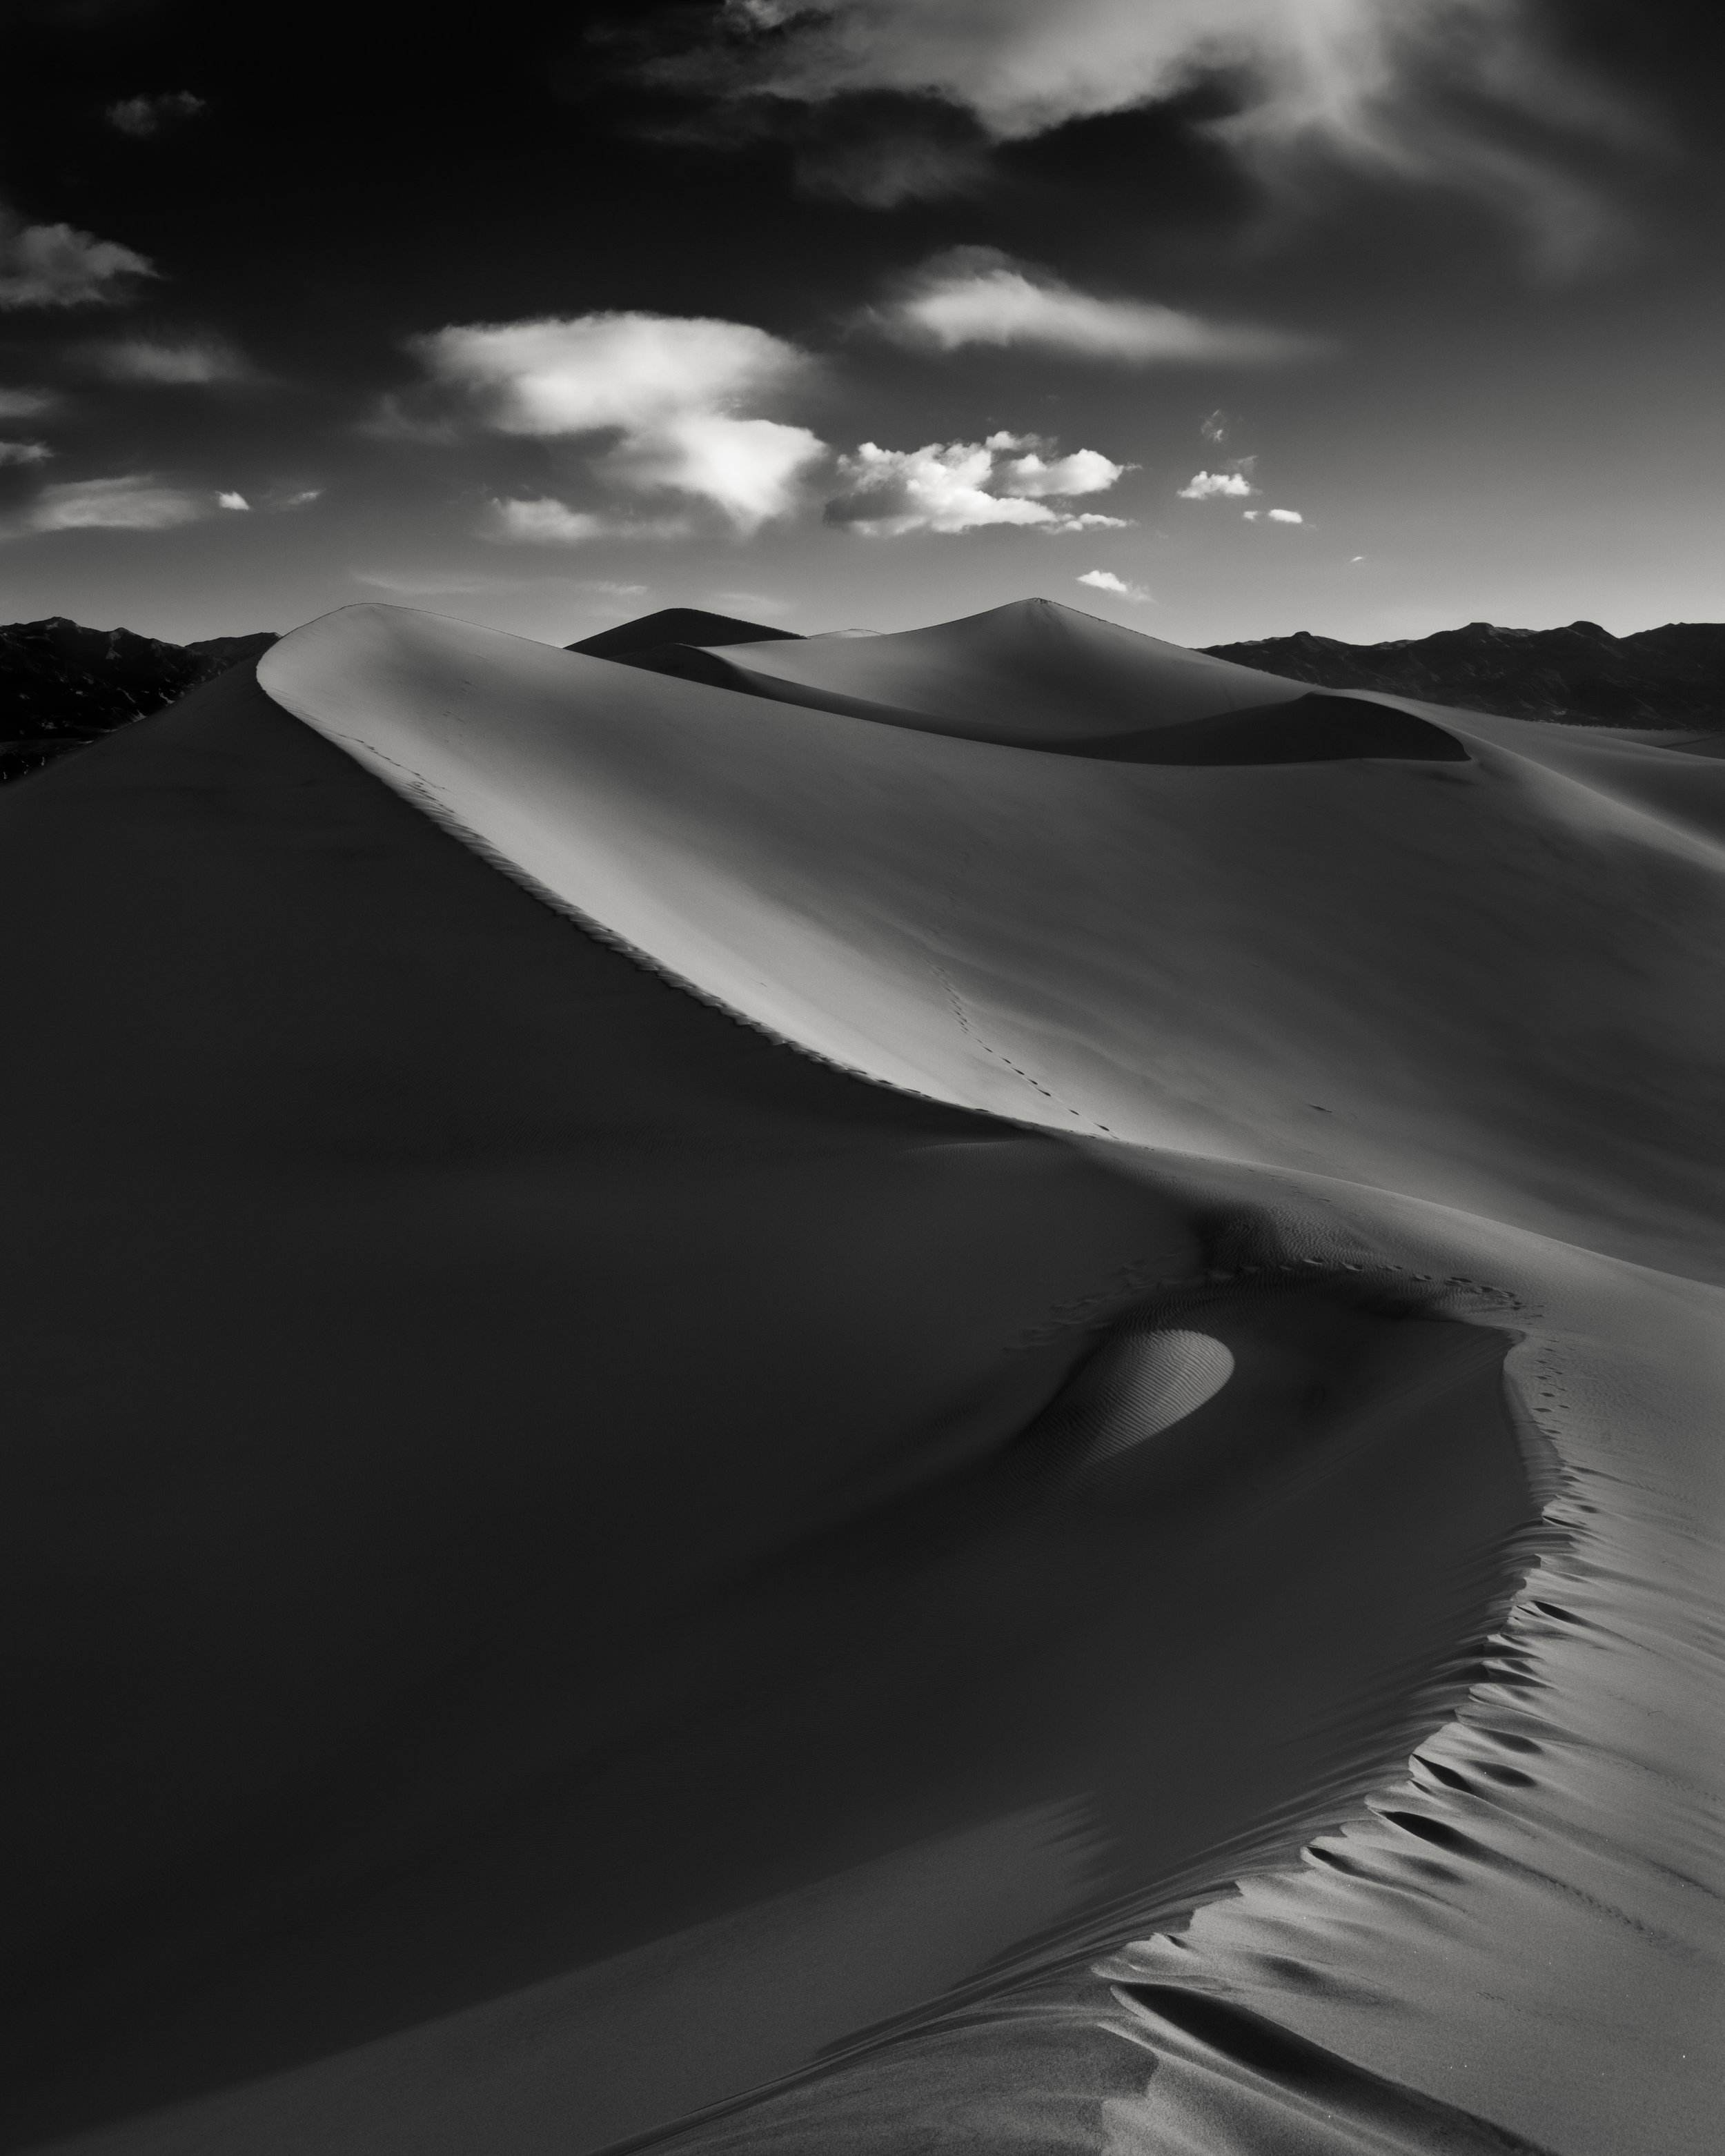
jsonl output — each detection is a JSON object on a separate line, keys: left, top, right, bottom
{"left": 825, "top": 433, "right": 1130, "bottom": 537}
{"left": 217, "top": 491, "right": 249, "bottom": 511}
{"left": 1243, "top": 506, "right": 1305, "bottom": 524}
{"left": 84, "top": 335, "right": 256, "bottom": 386}
{"left": 1077, "top": 569, "right": 1151, "bottom": 601}
{"left": 1177, "top": 469, "right": 1256, "bottom": 500}
{"left": 107, "top": 92, "right": 206, "bottom": 138}
{"left": 0, "top": 208, "right": 156, "bottom": 309}
{"left": 413, "top": 314, "right": 805, "bottom": 437}
{"left": 409, "top": 312, "right": 822, "bottom": 531}
{"left": 603, "top": 412, "right": 825, "bottom": 532}
{"left": 17, "top": 475, "right": 204, "bottom": 533}
{"left": 876, "top": 249, "right": 1322, "bottom": 363}
{"left": 711, "top": 0, "right": 1639, "bottom": 264}
{"left": 0, "top": 440, "right": 52, "bottom": 466}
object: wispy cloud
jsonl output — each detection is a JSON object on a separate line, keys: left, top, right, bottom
{"left": 8, "top": 475, "right": 205, "bottom": 535}
{"left": 0, "top": 207, "right": 156, "bottom": 309}
{"left": 0, "top": 386, "right": 58, "bottom": 419}
{"left": 1177, "top": 469, "right": 1256, "bottom": 500}
{"left": 482, "top": 497, "right": 611, "bottom": 545}
{"left": 405, "top": 312, "right": 825, "bottom": 531}
{"left": 351, "top": 568, "right": 519, "bottom": 597}
{"left": 81, "top": 335, "right": 258, "bottom": 386}
{"left": 106, "top": 91, "right": 206, "bottom": 138}
{"left": 874, "top": 249, "right": 1325, "bottom": 363}
{"left": 825, "top": 431, "right": 1130, "bottom": 537}
{"left": 1077, "top": 569, "right": 1152, "bottom": 601}
{"left": 0, "top": 440, "right": 53, "bottom": 466}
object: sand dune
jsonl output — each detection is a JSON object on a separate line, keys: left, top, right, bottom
{"left": 683, "top": 595, "right": 1310, "bottom": 744}
{"left": 4, "top": 598, "right": 1720, "bottom": 2155}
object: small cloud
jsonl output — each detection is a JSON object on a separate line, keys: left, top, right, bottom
{"left": 586, "top": 581, "right": 650, "bottom": 597}
{"left": 0, "top": 385, "right": 57, "bottom": 419}
{"left": 1077, "top": 569, "right": 1151, "bottom": 602}
{"left": 0, "top": 439, "right": 53, "bottom": 466}
{"left": 13, "top": 474, "right": 204, "bottom": 535}
{"left": 483, "top": 496, "right": 609, "bottom": 545}
{"left": 825, "top": 433, "right": 1130, "bottom": 537}
{"left": 871, "top": 249, "right": 1325, "bottom": 364}
{"left": 1178, "top": 470, "right": 1256, "bottom": 501}
{"left": 1243, "top": 507, "right": 1305, "bottom": 524}
{"left": 1351, "top": 553, "right": 1366, "bottom": 563}
{"left": 0, "top": 207, "right": 156, "bottom": 309}
{"left": 82, "top": 335, "right": 257, "bottom": 386}
{"left": 272, "top": 488, "right": 322, "bottom": 508}
{"left": 217, "top": 491, "right": 249, "bottom": 511}
{"left": 1200, "top": 411, "right": 1230, "bottom": 444}
{"left": 107, "top": 92, "right": 206, "bottom": 138}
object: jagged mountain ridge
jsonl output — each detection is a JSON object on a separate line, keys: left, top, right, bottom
{"left": 0, "top": 617, "right": 278, "bottom": 782}
{"left": 1203, "top": 618, "right": 1725, "bottom": 729}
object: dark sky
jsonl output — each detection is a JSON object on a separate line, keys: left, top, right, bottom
{"left": 0, "top": 0, "right": 1719, "bottom": 644}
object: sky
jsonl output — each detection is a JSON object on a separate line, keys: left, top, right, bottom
{"left": 0, "top": 0, "right": 1719, "bottom": 649}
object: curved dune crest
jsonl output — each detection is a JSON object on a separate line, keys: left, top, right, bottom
{"left": 7, "top": 597, "right": 1721, "bottom": 2156}
{"left": 693, "top": 595, "right": 1310, "bottom": 744}
{"left": 1062, "top": 1327, "right": 1236, "bottom": 1474}
{"left": 259, "top": 602, "right": 1725, "bottom": 1270}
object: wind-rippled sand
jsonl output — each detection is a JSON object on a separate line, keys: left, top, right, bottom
{"left": 2, "top": 600, "right": 1718, "bottom": 2154}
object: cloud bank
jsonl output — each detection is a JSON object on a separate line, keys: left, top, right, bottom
{"left": 876, "top": 250, "right": 1322, "bottom": 363}
{"left": 710, "top": 0, "right": 1643, "bottom": 264}
{"left": 411, "top": 313, "right": 824, "bottom": 531}
{"left": 825, "top": 432, "right": 1129, "bottom": 537}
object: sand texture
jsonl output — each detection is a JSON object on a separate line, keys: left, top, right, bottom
{"left": 3, "top": 599, "right": 1719, "bottom": 2154}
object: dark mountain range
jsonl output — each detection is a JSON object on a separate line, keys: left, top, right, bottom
{"left": 1203, "top": 619, "right": 1725, "bottom": 730}
{"left": 1, "top": 618, "right": 278, "bottom": 784}
{"left": 6, "top": 609, "right": 1718, "bottom": 793}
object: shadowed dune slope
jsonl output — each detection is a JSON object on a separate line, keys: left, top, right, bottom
{"left": 1, "top": 666, "right": 1544, "bottom": 2155}
{"left": 263, "top": 604, "right": 1725, "bottom": 1276}
{"left": 1057, "top": 691, "right": 1469, "bottom": 765}
{"left": 692, "top": 595, "right": 1310, "bottom": 744}
{"left": 6, "top": 600, "right": 1722, "bottom": 2156}
{"left": 566, "top": 608, "right": 800, "bottom": 661}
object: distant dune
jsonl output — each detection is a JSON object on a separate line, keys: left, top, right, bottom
{"left": 3, "top": 597, "right": 1719, "bottom": 2156}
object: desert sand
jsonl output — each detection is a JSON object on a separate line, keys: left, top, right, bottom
{"left": 1, "top": 599, "right": 1719, "bottom": 2154}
